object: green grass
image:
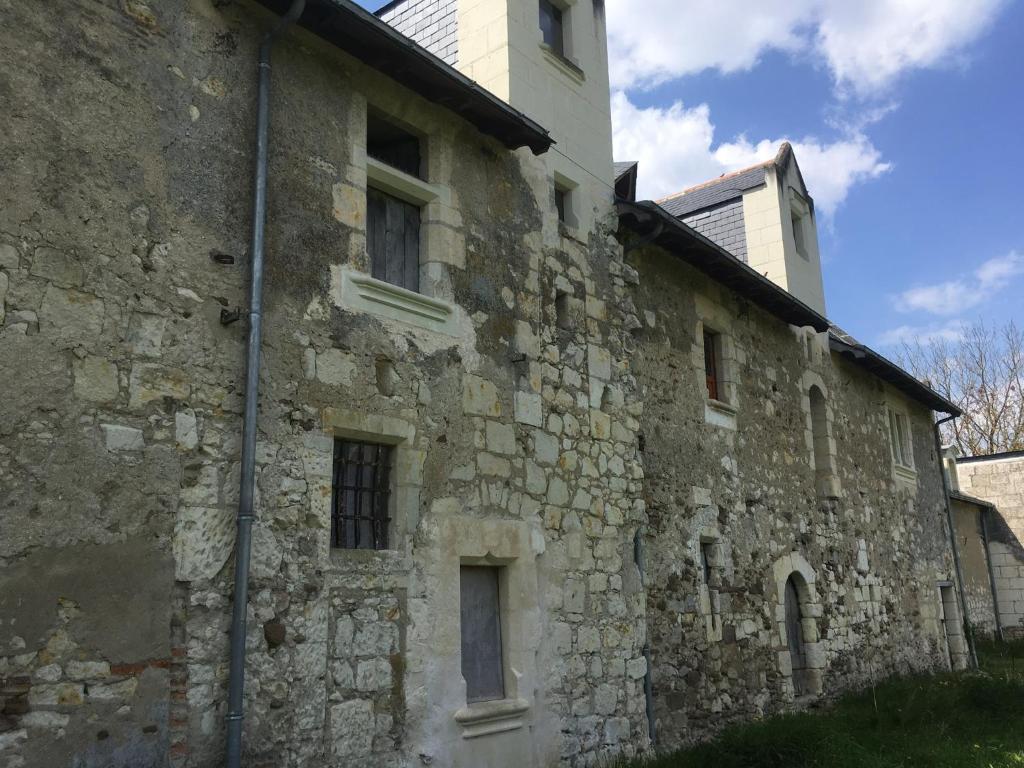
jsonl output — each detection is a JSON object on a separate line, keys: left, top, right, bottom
{"left": 623, "top": 641, "right": 1024, "bottom": 768}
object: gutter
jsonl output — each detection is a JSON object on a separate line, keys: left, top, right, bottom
{"left": 934, "top": 414, "right": 978, "bottom": 670}
{"left": 225, "top": 2, "right": 306, "bottom": 766}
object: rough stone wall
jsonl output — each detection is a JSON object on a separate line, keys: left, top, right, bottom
{"left": 0, "top": 1, "right": 647, "bottom": 767}
{"left": 950, "top": 499, "right": 999, "bottom": 638}
{"left": 625, "top": 244, "right": 960, "bottom": 749}
{"left": 957, "top": 456, "right": 1024, "bottom": 637}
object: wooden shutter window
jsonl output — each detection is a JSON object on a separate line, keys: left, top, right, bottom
{"left": 460, "top": 566, "right": 505, "bottom": 704}
{"left": 367, "top": 187, "right": 420, "bottom": 293}
{"left": 703, "top": 329, "right": 720, "bottom": 401}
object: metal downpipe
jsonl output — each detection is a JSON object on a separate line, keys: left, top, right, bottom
{"left": 225, "top": 2, "right": 305, "bottom": 766}
{"left": 934, "top": 415, "right": 978, "bottom": 670}
{"left": 980, "top": 507, "right": 1005, "bottom": 642}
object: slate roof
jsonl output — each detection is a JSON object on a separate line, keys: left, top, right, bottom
{"left": 614, "top": 161, "right": 638, "bottom": 179}
{"left": 658, "top": 164, "right": 768, "bottom": 218}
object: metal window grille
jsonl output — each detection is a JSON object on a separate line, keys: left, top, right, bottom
{"left": 331, "top": 440, "right": 393, "bottom": 550}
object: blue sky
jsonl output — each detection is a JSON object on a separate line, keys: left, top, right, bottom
{"left": 361, "top": 0, "right": 1023, "bottom": 348}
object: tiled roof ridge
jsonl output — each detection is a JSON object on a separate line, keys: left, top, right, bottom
{"left": 656, "top": 141, "right": 792, "bottom": 204}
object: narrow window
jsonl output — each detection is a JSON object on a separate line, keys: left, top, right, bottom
{"left": 809, "top": 386, "right": 830, "bottom": 480}
{"left": 539, "top": 0, "right": 564, "bottom": 56}
{"left": 887, "top": 408, "right": 914, "bottom": 469}
{"left": 700, "top": 542, "right": 714, "bottom": 585}
{"left": 555, "top": 290, "right": 571, "bottom": 330}
{"left": 366, "top": 114, "right": 422, "bottom": 292}
{"left": 791, "top": 210, "right": 808, "bottom": 259}
{"left": 460, "top": 566, "right": 505, "bottom": 703}
{"left": 331, "top": 440, "right": 393, "bottom": 550}
{"left": 785, "top": 575, "right": 809, "bottom": 696}
{"left": 703, "top": 329, "right": 721, "bottom": 401}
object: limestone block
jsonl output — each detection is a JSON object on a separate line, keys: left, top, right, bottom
{"left": 101, "top": 424, "right": 144, "bottom": 451}
{"left": 316, "top": 349, "right": 355, "bottom": 386}
{"left": 587, "top": 344, "right": 611, "bottom": 381}
{"left": 250, "top": 524, "right": 283, "bottom": 581}
{"left": 65, "top": 660, "right": 110, "bottom": 680}
{"left": 0, "top": 243, "right": 18, "bottom": 270}
{"left": 515, "top": 391, "right": 543, "bottom": 426}
{"left": 176, "top": 409, "right": 199, "bottom": 450}
{"left": 88, "top": 678, "right": 138, "bottom": 701}
{"left": 534, "top": 430, "right": 559, "bottom": 465}
{"left": 525, "top": 461, "right": 547, "bottom": 495}
{"left": 355, "top": 658, "right": 392, "bottom": 692}
{"left": 578, "top": 626, "right": 600, "bottom": 653}
{"left": 463, "top": 375, "right": 501, "bottom": 417}
{"left": 547, "top": 477, "right": 569, "bottom": 506}
{"left": 353, "top": 622, "right": 398, "bottom": 656}
{"left": 486, "top": 420, "right": 516, "bottom": 455}
{"left": 128, "top": 364, "right": 190, "bottom": 409}
{"left": 332, "top": 182, "right": 365, "bottom": 230}
{"left": 594, "top": 683, "right": 617, "bottom": 715}
{"left": 590, "top": 409, "right": 610, "bottom": 441}
{"left": 0, "top": 729, "right": 27, "bottom": 751}
{"left": 626, "top": 656, "right": 647, "bottom": 680}
{"left": 39, "top": 285, "right": 104, "bottom": 347}
{"left": 173, "top": 505, "right": 234, "bottom": 582}
{"left": 28, "top": 683, "right": 84, "bottom": 707}
{"left": 127, "top": 313, "right": 167, "bottom": 357}
{"left": 30, "top": 246, "right": 85, "bottom": 287}
{"left": 478, "top": 452, "right": 511, "bottom": 477}
{"left": 330, "top": 700, "right": 374, "bottom": 757}
{"left": 335, "top": 616, "right": 355, "bottom": 656}
{"left": 73, "top": 356, "right": 119, "bottom": 403}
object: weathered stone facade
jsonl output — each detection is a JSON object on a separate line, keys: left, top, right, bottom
{"left": 624, "top": 245, "right": 965, "bottom": 748}
{"left": 0, "top": 1, "right": 966, "bottom": 767}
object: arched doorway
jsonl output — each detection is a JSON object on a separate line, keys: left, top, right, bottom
{"left": 784, "top": 574, "right": 809, "bottom": 695}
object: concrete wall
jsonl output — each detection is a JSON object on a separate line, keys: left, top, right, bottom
{"left": 0, "top": 1, "right": 646, "bottom": 766}
{"left": 379, "top": 0, "right": 459, "bottom": 66}
{"left": 625, "top": 243, "right": 959, "bottom": 748}
{"left": 957, "top": 455, "right": 1024, "bottom": 638}
{"left": 682, "top": 199, "right": 748, "bottom": 263}
{"left": 741, "top": 157, "right": 827, "bottom": 316}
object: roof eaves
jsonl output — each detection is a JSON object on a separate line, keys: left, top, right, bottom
{"left": 252, "top": 0, "right": 553, "bottom": 155}
{"left": 617, "top": 199, "right": 829, "bottom": 332}
{"left": 949, "top": 489, "right": 996, "bottom": 509}
{"left": 827, "top": 332, "right": 962, "bottom": 416}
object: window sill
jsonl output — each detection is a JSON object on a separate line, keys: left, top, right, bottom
{"left": 366, "top": 157, "right": 444, "bottom": 206}
{"left": 454, "top": 698, "right": 530, "bottom": 739}
{"left": 539, "top": 43, "right": 585, "bottom": 84}
{"left": 894, "top": 464, "right": 917, "bottom": 482}
{"left": 704, "top": 398, "right": 737, "bottom": 430}
{"left": 334, "top": 266, "right": 461, "bottom": 336}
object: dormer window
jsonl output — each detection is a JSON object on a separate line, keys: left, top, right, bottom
{"left": 539, "top": 0, "right": 565, "bottom": 56}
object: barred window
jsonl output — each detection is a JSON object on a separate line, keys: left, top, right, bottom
{"left": 331, "top": 440, "right": 393, "bottom": 550}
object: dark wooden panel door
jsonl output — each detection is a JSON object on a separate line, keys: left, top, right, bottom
{"left": 460, "top": 566, "right": 505, "bottom": 704}
{"left": 367, "top": 187, "right": 420, "bottom": 292}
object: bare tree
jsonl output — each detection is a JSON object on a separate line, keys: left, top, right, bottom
{"left": 899, "top": 321, "right": 1024, "bottom": 456}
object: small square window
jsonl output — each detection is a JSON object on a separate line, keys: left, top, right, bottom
{"left": 460, "top": 566, "right": 505, "bottom": 703}
{"left": 703, "top": 329, "right": 722, "bottom": 401}
{"left": 331, "top": 440, "right": 393, "bottom": 550}
{"left": 539, "top": 0, "right": 565, "bottom": 56}
{"left": 887, "top": 407, "right": 914, "bottom": 470}
{"left": 367, "top": 112, "right": 422, "bottom": 179}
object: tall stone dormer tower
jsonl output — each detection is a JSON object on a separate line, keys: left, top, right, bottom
{"left": 380, "top": 0, "right": 615, "bottom": 232}
{"left": 658, "top": 143, "right": 828, "bottom": 316}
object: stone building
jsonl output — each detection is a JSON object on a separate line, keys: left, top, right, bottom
{"left": 951, "top": 451, "right": 1024, "bottom": 639}
{"left": 0, "top": 0, "right": 970, "bottom": 767}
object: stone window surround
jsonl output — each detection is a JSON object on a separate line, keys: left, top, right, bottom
{"left": 883, "top": 392, "right": 918, "bottom": 489}
{"left": 801, "top": 371, "right": 840, "bottom": 499}
{"left": 539, "top": 0, "right": 586, "bottom": 82}
{"left": 434, "top": 516, "right": 539, "bottom": 740}
{"left": 694, "top": 296, "right": 740, "bottom": 429}
{"left": 771, "top": 552, "right": 825, "bottom": 698}
{"left": 345, "top": 101, "right": 466, "bottom": 334}
{"left": 553, "top": 169, "right": 581, "bottom": 236}
{"left": 312, "top": 407, "right": 425, "bottom": 562}
{"left": 697, "top": 530, "right": 724, "bottom": 642}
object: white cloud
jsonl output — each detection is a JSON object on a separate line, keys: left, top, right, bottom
{"left": 611, "top": 93, "right": 891, "bottom": 215}
{"left": 892, "top": 252, "right": 1024, "bottom": 315}
{"left": 877, "top": 320, "right": 968, "bottom": 347}
{"left": 606, "top": 0, "right": 1008, "bottom": 96}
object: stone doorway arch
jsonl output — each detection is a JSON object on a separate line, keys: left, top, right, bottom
{"left": 772, "top": 553, "right": 824, "bottom": 698}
